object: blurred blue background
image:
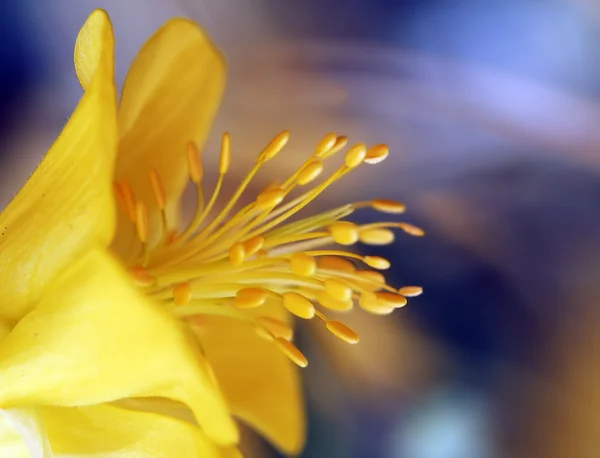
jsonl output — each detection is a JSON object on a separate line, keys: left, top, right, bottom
{"left": 2, "top": 1, "right": 600, "bottom": 457}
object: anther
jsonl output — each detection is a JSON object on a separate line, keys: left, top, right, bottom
{"left": 329, "top": 221, "right": 359, "bottom": 245}
{"left": 314, "top": 132, "right": 338, "bottom": 157}
{"left": 148, "top": 167, "right": 166, "bottom": 210}
{"left": 344, "top": 143, "right": 367, "bottom": 169}
{"left": 297, "top": 160, "right": 324, "bottom": 185}
{"left": 290, "top": 253, "right": 317, "bottom": 277}
{"left": 282, "top": 292, "right": 315, "bottom": 319}
{"left": 255, "top": 188, "right": 285, "bottom": 210}
{"left": 376, "top": 291, "right": 407, "bottom": 308}
{"left": 135, "top": 201, "right": 149, "bottom": 243}
{"left": 326, "top": 320, "right": 360, "bottom": 344}
{"left": 219, "top": 133, "right": 231, "bottom": 174}
{"left": 398, "top": 286, "right": 423, "bottom": 297}
{"left": 324, "top": 278, "right": 353, "bottom": 302}
{"left": 364, "top": 144, "right": 389, "bottom": 164}
{"left": 317, "top": 256, "right": 356, "bottom": 273}
{"left": 275, "top": 337, "right": 308, "bottom": 368}
{"left": 398, "top": 222, "right": 425, "bottom": 236}
{"left": 260, "top": 131, "right": 290, "bottom": 161}
{"left": 129, "top": 266, "right": 156, "bottom": 287}
{"left": 359, "top": 228, "right": 395, "bottom": 245}
{"left": 229, "top": 242, "right": 245, "bottom": 266}
{"left": 359, "top": 291, "right": 395, "bottom": 315}
{"left": 371, "top": 199, "right": 406, "bottom": 214}
{"left": 186, "top": 142, "right": 203, "bottom": 184}
{"left": 355, "top": 270, "right": 386, "bottom": 289}
{"left": 120, "top": 181, "right": 137, "bottom": 222}
{"left": 327, "top": 136, "right": 348, "bottom": 156}
{"left": 363, "top": 256, "right": 391, "bottom": 270}
{"left": 242, "top": 236, "right": 265, "bottom": 257}
{"left": 173, "top": 282, "right": 192, "bottom": 306}
{"left": 257, "top": 317, "right": 293, "bottom": 341}
{"left": 234, "top": 287, "right": 269, "bottom": 309}
{"left": 317, "top": 293, "right": 353, "bottom": 311}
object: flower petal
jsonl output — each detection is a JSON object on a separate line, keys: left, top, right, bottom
{"left": 0, "top": 9, "right": 118, "bottom": 321}
{"left": 41, "top": 404, "right": 240, "bottom": 458}
{"left": 113, "top": 18, "right": 226, "bottom": 247}
{"left": 0, "top": 248, "right": 237, "bottom": 446}
{"left": 0, "top": 409, "right": 42, "bottom": 458}
{"left": 198, "top": 304, "right": 306, "bottom": 454}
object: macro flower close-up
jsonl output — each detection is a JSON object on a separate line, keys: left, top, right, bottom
{"left": 0, "top": 8, "right": 422, "bottom": 457}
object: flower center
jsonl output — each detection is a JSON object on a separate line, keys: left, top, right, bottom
{"left": 114, "top": 131, "right": 423, "bottom": 367}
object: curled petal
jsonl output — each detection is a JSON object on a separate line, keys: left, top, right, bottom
{"left": 0, "top": 248, "right": 237, "bottom": 446}
{"left": 0, "top": 9, "right": 118, "bottom": 321}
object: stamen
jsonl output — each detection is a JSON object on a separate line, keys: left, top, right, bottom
{"left": 173, "top": 282, "right": 192, "bottom": 306}
{"left": 122, "top": 130, "right": 419, "bottom": 371}
{"left": 328, "top": 222, "right": 359, "bottom": 245}
{"left": 326, "top": 320, "right": 360, "bottom": 344}
{"left": 363, "top": 256, "right": 391, "bottom": 270}
{"left": 398, "top": 286, "right": 423, "bottom": 297}
{"left": 219, "top": 133, "right": 231, "bottom": 174}
{"left": 314, "top": 132, "right": 338, "bottom": 157}
{"left": 297, "top": 160, "right": 324, "bottom": 185}
{"left": 120, "top": 181, "right": 137, "bottom": 222}
{"left": 275, "top": 337, "right": 308, "bottom": 367}
{"left": 148, "top": 168, "right": 166, "bottom": 210}
{"left": 229, "top": 243, "right": 245, "bottom": 266}
{"left": 359, "top": 291, "right": 395, "bottom": 315}
{"left": 371, "top": 199, "right": 406, "bottom": 214}
{"left": 259, "top": 131, "right": 290, "bottom": 161}
{"left": 398, "top": 222, "right": 425, "bottom": 237}
{"left": 344, "top": 143, "right": 367, "bottom": 169}
{"left": 148, "top": 168, "right": 169, "bottom": 242}
{"left": 324, "top": 278, "right": 353, "bottom": 301}
{"left": 234, "top": 287, "right": 269, "bottom": 309}
{"left": 317, "top": 292, "right": 353, "bottom": 311}
{"left": 376, "top": 291, "right": 408, "bottom": 308}
{"left": 186, "top": 142, "right": 204, "bottom": 184}
{"left": 242, "top": 236, "right": 265, "bottom": 257}
{"left": 257, "top": 317, "right": 294, "bottom": 341}
{"left": 290, "top": 253, "right": 317, "bottom": 277}
{"left": 255, "top": 188, "right": 286, "bottom": 210}
{"left": 322, "top": 135, "right": 348, "bottom": 158}
{"left": 317, "top": 256, "right": 356, "bottom": 273}
{"left": 364, "top": 144, "right": 389, "bottom": 164}
{"left": 135, "top": 201, "right": 149, "bottom": 265}
{"left": 282, "top": 292, "right": 315, "bottom": 319}
{"left": 129, "top": 266, "right": 156, "bottom": 287}
{"left": 359, "top": 228, "right": 395, "bottom": 245}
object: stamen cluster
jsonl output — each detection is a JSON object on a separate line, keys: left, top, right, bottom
{"left": 114, "top": 131, "right": 423, "bottom": 367}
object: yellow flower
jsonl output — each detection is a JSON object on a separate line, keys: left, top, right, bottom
{"left": 0, "top": 9, "right": 423, "bottom": 458}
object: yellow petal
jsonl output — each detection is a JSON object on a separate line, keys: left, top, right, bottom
{"left": 42, "top": 403, "right": 239, "bottom": 458}
{"left": 0, "top": 407, "right": 50, "bottom": 457}
{"left": 0, "top": 9, "right": 118, "bottom": 321}
{"left": 198, "top": 304, "right": 305, "bottom": 454}
{"left": 0, "top": 248, "right": 237, "bottom": 446}
{"left": 113, "top": 18, "right": 226, "bottom": 248}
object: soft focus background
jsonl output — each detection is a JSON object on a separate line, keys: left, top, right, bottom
{"left": 2, "top": 1, "right": 600, "bottom": 457}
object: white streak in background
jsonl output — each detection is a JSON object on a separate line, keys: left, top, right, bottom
{"left": 5, "top": 0, "right": 600, "bottom": 205}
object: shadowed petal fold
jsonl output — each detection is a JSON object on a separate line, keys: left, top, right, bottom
{"left": 0, "top": 248, "right": 237, "bottom": 446}
{"left": 0, "top": 9, "right": 118, "bottom": 321}
{"left": 199, "top": 304, "right": 306, "bottom": 455}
